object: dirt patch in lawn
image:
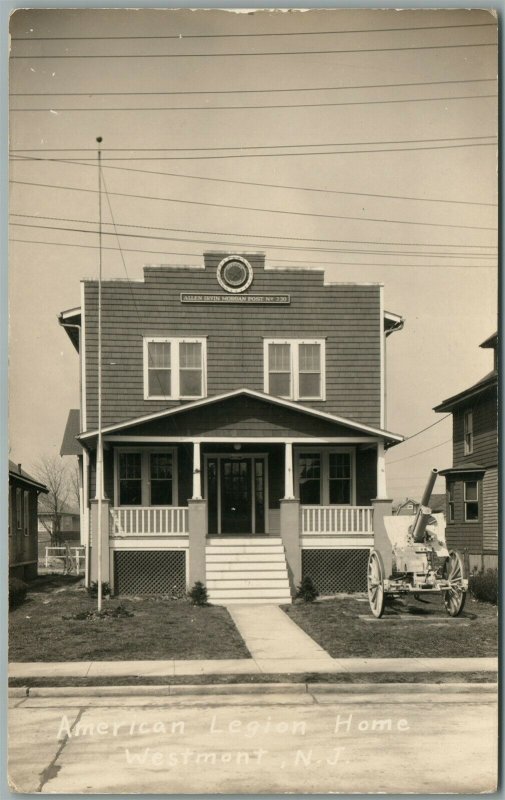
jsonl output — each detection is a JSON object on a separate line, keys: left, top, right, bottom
{"left": 9, "top": 579, "right": 249, "bottom": 662}
{"left": 284, "top": 594, "right": 498, "bottom": 658}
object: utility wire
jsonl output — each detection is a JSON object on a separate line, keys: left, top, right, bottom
{"left": 9, "top": 178, "right": 497, "bottom": 231}
{"left": 9, "top": 134, "right": 494, "bottom": 153}
{"left": 11, "top": 22, "right": 497, "bottom": 40}
{"left": 11, "top": 212, "right": 496, "bottom": 259}
{"left": 397, "top": 414, "right": 452, "bottom": 444}
{"left": 10, "top": 154, "right": 498, "bottom": 210}
{"left": 10, "top": 41, "right": 497, "bottom": 59}
{"left": 9, "top": 76, "right": 497, "bottom": 97}
{"left": 388, "top": 438, "right": 453, "bottom": 464}
{"left": 9, "top": 216, "right": 497, "bottom": 260}
{"left": 8, "top": 237, "right": 496, "bottom": 269}
{"left": 11, "top": 94, "right": 496, "bottom": 112}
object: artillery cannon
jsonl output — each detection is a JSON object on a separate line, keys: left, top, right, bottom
{"left": 367, "top": 469, "right": 468, "bottom": 618}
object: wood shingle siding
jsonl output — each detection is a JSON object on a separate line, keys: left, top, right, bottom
{"left": 445, "top": 477, "right": 483, "bottom": 554}
{"left": 84, "top": 254, "right": 382, "bottom": 431}
{"left": 483, "top": 467, "right": 498, "bottom": 552}
{"left": 452, "top": 389, "right": 497, "bottom": 466}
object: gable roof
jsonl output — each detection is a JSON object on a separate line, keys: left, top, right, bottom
{"left": 433, "top": 369, "right": 497, "bottom": 413}
{"left": 60, "top": 409, "right": 83, "bottom": 456}
{"left": 480, "top": 331, "right": 498, "bottom": 349}
{"left": 8, "top": 461, "right": 48, "bottom": 493}
{"left": 78, "top": 388, "right": 403, "bottom": 444}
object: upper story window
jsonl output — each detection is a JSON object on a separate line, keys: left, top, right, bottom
{"left": 143, "top": 338, "right": 206, "bottom": 400}
{"left": 264, "top": 339, "right": 325, "bottom": 400}
{"left": 16, "top": 488, "right": 22, "bottom": 529}
{"left": 463, "top": 409, "right": 473, "bottom": 455}
{"left": 464, "top": 480, "right": 479, "bottom": 521}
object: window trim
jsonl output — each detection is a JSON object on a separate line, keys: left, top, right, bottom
{"left": 114, "top": 447, "right": 179, "bottom": 507}
{"left": 16, "top": 487, "right": 22, "bottom": 529}
{"left": 463, "top": 409, "right": 473, "bottom": 455}
{"left": 263, "top": 339, "right": 326, "bottom": 401}
{"left": 23, "top": 491, "right": 30, "bottom": 536}
{"left": 463, "top": 479, "right": 479, "bottom": 523}
{"left": 447, "top": 482, "right": 455, "bottom": 524}
{"left": 294, "top": 446, "right": 355, "bottom": 505}
{"left": 143, "top": 337, "right": 207, "bottom": 401}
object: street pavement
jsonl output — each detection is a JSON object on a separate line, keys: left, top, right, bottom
{"left": 9, "top": 685, "right": 497, "bottom": 794}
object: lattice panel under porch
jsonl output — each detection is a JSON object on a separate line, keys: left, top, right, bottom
{"left": 302, "top": 548, "right": 369, "bottom": 593}
{"left": 113, "top": 550, "right": 186, "bottom": 595}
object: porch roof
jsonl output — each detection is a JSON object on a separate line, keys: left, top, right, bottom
{"left": 78, "top": 388, "right": 403, "bottom": 445}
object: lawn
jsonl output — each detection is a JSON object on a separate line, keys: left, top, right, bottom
{"left": 9, "top": 576, "right": 249, "bottom": 662}
{"left": 284, "top": 594, "right": 498, "bottom": 659}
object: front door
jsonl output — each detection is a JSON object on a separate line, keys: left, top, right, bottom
{"left": 220, "top": 459, "right": 252, "bottom": 534}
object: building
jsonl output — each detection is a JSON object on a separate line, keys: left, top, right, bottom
{"left": 59, "top": 251, "right": 404, "bottom": 602}
{"left": 433, "top": 332, "right": 498, "bottom": 571}
{"left": 38, "top": 500, "right": 81, "bottom": 558}
{"left": 394, "top": 494, "right": 447, "bottom": 517}
{"left": 9, "top": 460, "right": 48, "bottom": 581}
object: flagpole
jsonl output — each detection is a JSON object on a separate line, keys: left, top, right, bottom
{"left": 96, "top": 136, "right": 103, "bottom": 613}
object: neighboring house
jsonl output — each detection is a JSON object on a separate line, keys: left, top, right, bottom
{"left": 59, "top": 251, "right": 404, "bottom": 602}
{"left": 394, "top": 494, "right": 447, "bottom": 517}
{"left": 38, "top": 500, "right": 81, "bottom": 558}
{"left": 9, "top": 461, "right": 48, "bottom": 581}
{"left": 434, "top": 332, "right": 498, "bottom": 571}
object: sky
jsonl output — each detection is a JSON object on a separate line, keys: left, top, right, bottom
{"left": 8, "top": 8, "right": 498, "bottom": 501}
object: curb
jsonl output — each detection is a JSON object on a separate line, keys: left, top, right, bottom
{"left": 10, "top": 682, "right": 497, "bottom": 699}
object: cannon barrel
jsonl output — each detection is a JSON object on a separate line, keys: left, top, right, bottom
{"left": 411, "top": 468, "right": 438, "bottom": 543}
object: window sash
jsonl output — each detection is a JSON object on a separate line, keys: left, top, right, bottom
{"left": 23, "top": 491, "right": 29, "bottom": 535}
{"left": 464, "top": 480, "right": 479, "bottom": 521}
{"left": 117, "top": 449, "right": 177, "bottom": 506}
{"left": 463, "top": 410, "right": 473, "bottom": 454}
{"left": 144, "top": 338, "right": 205, "bottom": 399}
{"left": 16, "top": 488, "right": 22, "bottom": 529}
{"left": 265, "top": 340, "right": 325, "bottom": 400}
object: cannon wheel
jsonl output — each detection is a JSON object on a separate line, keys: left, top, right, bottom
{"left": 367, "top": 549, "right": 386, "bottom": 618}
{"left": 443, "top": 550, "right": 466, "bottom": 617}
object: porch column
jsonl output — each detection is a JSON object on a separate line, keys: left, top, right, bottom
{"left": 89, "top": 497, "right": 111, "bottom": 585}
{"left": 376, "top": 441, "right": 388, "bottom": 499}
{"left": 284, "top": 442, "right": 295, "bottom": 500}
{"left": 192, "top": 441, "right": 202, "bottom": 500}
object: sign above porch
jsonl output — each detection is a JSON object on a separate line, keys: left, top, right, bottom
{"left": 180, "top": 293, "right": 290, "bottom": 305}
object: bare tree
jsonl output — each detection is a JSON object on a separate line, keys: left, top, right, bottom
{"left": 33, "top": 454, "right": 70, "bottom": 547}
{"left": 68, "top": 459, "right": 81, "bottom": 512}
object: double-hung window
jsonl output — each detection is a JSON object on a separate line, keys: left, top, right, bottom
{"left": 16, "top": 488, "right": 22, "bottom": 529}
{"left": 464, "top": 480, "right": 479, "bottom": 521}
{"left": 447, "top": 482, "right": 455, "bottom": 523}
{"left": 296, "top": 448, "right": 354, "bottom": 505}
{"left": 23, "top": 491, "right": 29, "bottom": 536}
{"left": 117, "top": 449, "right": 177, "bottom": 506}
{"left": 264, "top": 339, "right": 325, "bottom": 400}
{"left": 144, "top": 337, "right": 206, "bottom": 400}
{"left": 329, "top": 453, "right": 352, "bottom": 504}
{"left": 463, "top": 410, "right": 473, "bottom": 455}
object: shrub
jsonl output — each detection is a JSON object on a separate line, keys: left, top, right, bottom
{"left": 469, "top": 568, "right": 498, "bottom": 605}
{"left": 86, "top": 581, "right": 111, "bottom": 598}
{"left": 296, "top": 576, "right": 319, "bottom": 603}
{"left": 188, "top": 581, "right": 209, "bottom": 606}
{"left": 9, "top": 577, "right": 28, "bottom": 609}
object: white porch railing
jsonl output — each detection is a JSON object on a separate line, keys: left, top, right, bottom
{"left": 110, "top": 507, "right": 189, "bottom": 536}
{"left": 301, "top": 505, "right": 373, "bottom": 535}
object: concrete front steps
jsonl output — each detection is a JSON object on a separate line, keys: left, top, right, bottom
{"left": 206, "top": 536, "right": 293, "bottom": 605}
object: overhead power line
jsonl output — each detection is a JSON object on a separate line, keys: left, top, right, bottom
{"left": 10, "top": 134, "right": 494, "bottom": 153}
{"left": 10, "top": 155, "right": 498, "bottom": 209}
{"left": 9, "top": 77, "right": 496, "bottom": 97}
{"left": 388, "top": 438, "right": 453, "bottom": 464}
{"left": 10, "top": 93, "right": 496, "bottom": 112}
{"left": 8, "top": 221, "right": 496, "bottom": 266}
{"left": 9, "top": 178, "right": 497, "bottom": 231}
{"left": 11, "top": 21, "right": 497, "bottom": 40}
{"left": 10, "top": 214, "right": 497, "bottom": 259}
{"left": 397, "top": 414, "right": 452, "bottom": 444}
{"left": 8, "top": 236, "right": 496, "bottom": 269}
{"left": 10, "top": 41, "right": 497, "bottom": 59}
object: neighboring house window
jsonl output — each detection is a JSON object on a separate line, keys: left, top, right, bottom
{"left": 143, "top": 338, "right": 206, "bottom": 400}
{"left": 463, "top": 409, "right": 473, "bottom": 455}
{"left": 464, "top": 480, "right": 479, "bottom": 521}
{"left": 264, "top": 339, "right": 325, "bottom": 400}
{"left": 447, "top": 482, "right": 455, "bottom": 523}
{"left": 16, "top": 488, "right": 22, "bottom": 529}
{"left": 116, "top": 449, "right": 178, "bottom": 506}
{"left": 23, "top": 491, "right": 29, "bottom": 535}
{"left": 119, "top": 452, "right": 142, "bottom": 505}
{"left": 296, "top": 448, "right": 354, "bottom": 505}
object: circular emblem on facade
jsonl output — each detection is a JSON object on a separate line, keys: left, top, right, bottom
{"left": 216, "top": 255, "right": 253, "bottom": 294}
